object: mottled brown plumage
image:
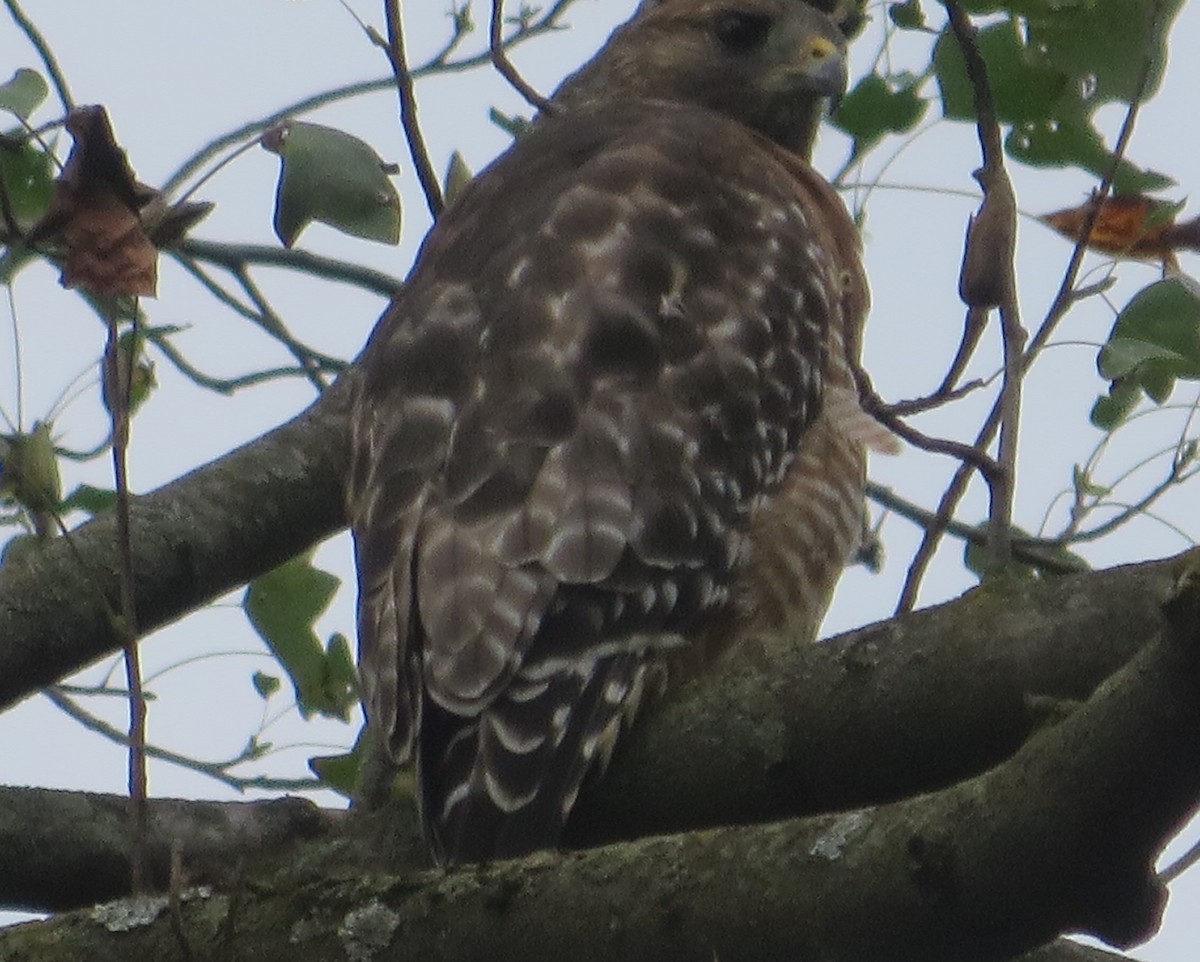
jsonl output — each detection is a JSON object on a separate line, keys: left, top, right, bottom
{"left": 349, "top": 0, "right": 885, "bottom": 865}
{"left": 637, "top": 0, "right": 870, "bottom": 37}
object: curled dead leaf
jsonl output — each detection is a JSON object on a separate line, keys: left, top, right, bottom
{"left": 27, "top": 105, "right": 158, "bottom": 298}
{"left": 958, "top": 168, "right": 1017, "bottom": 309}
{"left": 1039, "top": 194, "right": 1200, "bottom": 267}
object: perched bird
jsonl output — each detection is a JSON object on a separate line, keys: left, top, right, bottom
{"left": 348, "top": 0, "right": 887, "bottom": 865}
{"left": 637, "top": 0, "right": 870, "bottom": 39}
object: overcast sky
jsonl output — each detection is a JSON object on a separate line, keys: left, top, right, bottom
{"left": 2, "top": 1, "right": 1198, "bottom": 956}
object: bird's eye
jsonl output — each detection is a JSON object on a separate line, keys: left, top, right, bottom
{"left": 713, "top": 10, "right": 773, "bottom": 53}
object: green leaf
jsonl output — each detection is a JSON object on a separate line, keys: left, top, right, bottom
{"left": 443, "top": 150, "right": 473, "bottom": 208}
{"left": 964, "top": 526, "right": 1038, "bottom": 582}
{"left": 307, "top": 749, "right": 361, "bottom": 798}
{"left": 0, "top": 532, "right": 39, "bottom": 568}
{"left": 834, "top": 73, "right": 928, "bottom": 157}
{"left": 0, "top": 68, "right": 48, "bottom": 120}
{"left": 252, "top": 671, "right": 281, "bottom": 699}
{"left": 1100, "top": 274, "right": 1200, "bottom": 375}
{"left": 243, "top": 552, "right": 354, "bottom": 720}
{"left": 263, "top": 122, "right": 401, "bottom": 248}
{"left": 1071, "top": 464, "right": 1110, "bottom": 499}
{"left": 324, "top": 632, "right": 359, "bottom": 703}
{"left": 309, "top": 727, "right": 416, "bottom": 800}
{"left": 1098, "top": 337, "right": 1192, "bottom": 381}
{"left": 934, "top": 20, "right": 1070, "bottom": 125}
{"left": 964, "top": 522, "right": 1087, "bottom": 580}
{"left": 888, "top": 0, "right": 926, "bottom": 30}
{"left": 58, "top": 484, "right": 117, "bottom": 516}
{"left": 1025, "top": 0, "right": 1185, "bottom": 105}
{"left": 0, "top": 421, "right": 60, "bottom": 514}
{"left": 488, "top": 107, "right": 533, "bottom": 140}
{"left": 932, "top": 3, "right": 1184, "bottom": 187}
{"left": 309, "top": 724, "right": 371, "bottom": 798}
{"left": 1090, "top": 379, "right": 1141, "bottom": 430}
{"left": 0, "top": 139, "right": 54, "bottom": 231}
{"left": 1090, "top": 276, "right": 1200, "bottom": 428}
{"left": 1006, "top": 119, "right": 1172, "bottom": 193}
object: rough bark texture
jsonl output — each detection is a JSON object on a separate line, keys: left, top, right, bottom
{"left": 4, "top": 591, "right": 1194, "bottom": 961}
{"left": 1, "top": 552, "right": 1197, "bottom": 962}
{"left": 569, "top": 556, "right": 1176, "bottom": 846}
{"left": 0, "top": 789, "right": 339, "bottom": 912}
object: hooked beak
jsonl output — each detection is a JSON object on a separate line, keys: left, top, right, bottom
{"left": 803, "top": 36, "right": 849, "bottom": 101}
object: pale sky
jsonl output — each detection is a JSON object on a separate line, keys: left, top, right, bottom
{"left": 2, "top": 1, "right": 1198, "bottom": 957}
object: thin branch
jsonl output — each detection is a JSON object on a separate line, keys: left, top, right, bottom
{"left": 897, "top": 5, "right": 1160, "bottom": 613}
{"left": 884, "top": 374, "right": 987, "bottom": 416}
{"left": 490, "top": 0, "right": 554, "bottom": 113}
{"left": 942, "top": 0, "right": 1024, "bottom": 565}
{"left": 427, "top": 2, "right": 476, "bottom": 67}
{"left": 1159, "top": 833, "right": 1200, "bottom": 884}
{"left": 1067, "top": 474, "right": 1196, "bottom": 548}
{"left": 931, "top": 306, "right": 989, "bottom": 402}
{"left": 172, "top": 240, "right": 403, "bottom": 298}
{"left": 383, "top": 0, "right": 444, "bottom": 220}
{"left": 866, "top": 481, "right": 1086, "bottom": 574}
{"left": 149, "top": 341, "right": 327, "bottom": 397}
{"left": 897, "top": 414, "right": 998, "bottom": 612}
{"left": 171, "top": 255, "right": 345, "bottom": 386}
{"left": 159, "top": 1, "right": 581, "bottom": 200}
{"left": 854, "top": 360, "right": 1002, "bottom": 480}
{"left": 100, "top": 300, "right": 148, "bottom": 892}
{"left": 233, "top": 267, "right": 330, "bottom": 392}
{"left": 43, "top": 688, "right": 322, "bottom": 794}
{"left": 2, "top": 0, "right": 74, "bottom": 113}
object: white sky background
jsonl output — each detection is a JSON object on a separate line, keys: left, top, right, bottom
{"left": 2, "top": 0, "right": 1199, "bottom": 956}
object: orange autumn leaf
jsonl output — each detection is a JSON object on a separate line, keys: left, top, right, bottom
{"left": 1038, "top": 195, "right": 1200, "bottom": 263}
{"left": 27, "top": 105, "right": 158, "bottom": 298}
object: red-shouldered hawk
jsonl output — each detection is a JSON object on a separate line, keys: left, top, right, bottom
{"left": 349, "top": 0, "right": 887, "bottom": 865}
{"left": 638, "top": 0, "right": 869, "bottom": 38}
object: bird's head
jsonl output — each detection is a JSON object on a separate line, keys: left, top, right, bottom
{"left": 638, "top": 0, "right": 867, "bottom": 38}
{"left": 554, "top": 0, "right": 849, "bottom": 155}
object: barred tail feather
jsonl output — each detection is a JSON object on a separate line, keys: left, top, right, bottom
{"left": 422, "top": 654, "right": 644, "bottom": 864}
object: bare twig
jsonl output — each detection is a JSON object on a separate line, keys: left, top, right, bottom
{"left": 2, "top": 0, "right": 74, "bottom": 113}
{"left": 149, "top": 339, "right": 332, "bottom": 397}
{"left": 173, "top": 240, "right": 403, "bottom": 299}
{"left": 898, "top": 415, "right": 997, "bottom": 612}
{"left": 44, "top": 687, "right": 323, "bottom": 793}
{"left": 100, "top": 300, "right": 148, "bottom": 891}
{"left": 383, "top": 1, "right": 444, "bottom": 219}
{"left": 866, "top": 481, "right": 1086, "bottom": 574}
{"left": 160, "top": 1, "right": 580, "bottom": 200}
{"left": 932, "top": 306, "right": 989, "bottom": 400}
{"left": 1064, "top": 457, "right": 1197, "bottom": 548}
{"left": 428, "top": 2, "right": 476, "bottom": 67}
{"left": 233, "top": 268, "right": 330, "bottom": 392}
{"left": 884, "top": 375, "right": 987, "bottom": 416}
{"left": 490, "top": 0, "right": 554, "bottom": 113}
{"left": 1160, "top": 833, "right": 1200, "bottom": 884}
{"left": 170, "top": 256, "right": 345, "bottom": 387}
{"left": 855, "top": 360, "right": 1002, "bottom": 480}
{"left": 896, "top": 2, "right": 1161, "bottom": 612}
{"left": 942, "top": 0, "right": 1024, "bottom": 565}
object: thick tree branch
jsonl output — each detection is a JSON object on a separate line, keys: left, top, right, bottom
{"left": 1, "top": 556, "right": 1189, "bottom": 921}
{"left": 4, "top": 567, "right": 1196, "bottom": 959}
{"left": 0, "top": 789, "right": 338, "bottom": 912}
{"left": 568, "top": 555, "right": 1182, "bottom": 847}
